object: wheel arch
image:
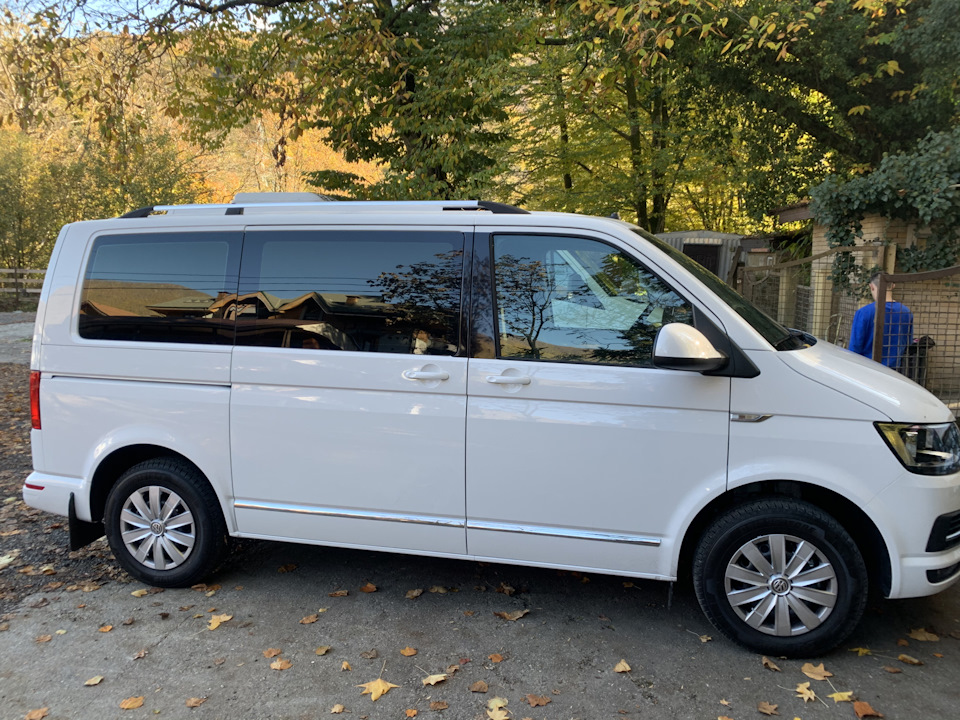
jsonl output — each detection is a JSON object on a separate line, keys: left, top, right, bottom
{"left": 678, "top": 480, "right": 891, "bottom": 596}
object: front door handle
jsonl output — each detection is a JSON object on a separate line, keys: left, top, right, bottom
{"left": 403, "top": 369, "right": 450, "bottom": 381}
{"left": 486, "top": 375, "right": 532, "bottom": 385}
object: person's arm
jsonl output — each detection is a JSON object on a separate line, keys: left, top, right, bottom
{"left": 848, "top": 306, "right": 870, "bottom": 356}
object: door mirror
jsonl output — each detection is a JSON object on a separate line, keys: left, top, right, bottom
{"left": 653, "top": 323, "right": 728, "bottom": 373}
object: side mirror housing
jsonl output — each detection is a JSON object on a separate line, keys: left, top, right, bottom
{"left": 653, "top": 323, "right": 728, "bottom": 373}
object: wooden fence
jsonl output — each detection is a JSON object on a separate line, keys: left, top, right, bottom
{"left": 0, "top": 268, "right": 45, "bottom": 298}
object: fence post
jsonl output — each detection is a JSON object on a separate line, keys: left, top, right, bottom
{"left": 13, "top": 261, "right": 21, "bottom": 308}
{"left": 872, "top": 274, "right": 887, "bottom": 364}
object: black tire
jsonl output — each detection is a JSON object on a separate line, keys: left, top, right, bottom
{"left": 104, "top": 458, "right": 229, "bottom": 588}
{"left": 692, "top": 498, "right": 868, "bottom": 657}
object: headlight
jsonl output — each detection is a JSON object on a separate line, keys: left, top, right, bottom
{"left": 876, "top": 422, "right": 960, "bottom": 475}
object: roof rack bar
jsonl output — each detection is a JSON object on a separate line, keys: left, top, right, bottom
{"left": 119, "top": 206, "right": 156, "bottom": 218}
{"left": 125, "top": 199, "right": 530, "bottom": 215}
{"left": 476, "top": 201, "right": 529, "bottom": 215}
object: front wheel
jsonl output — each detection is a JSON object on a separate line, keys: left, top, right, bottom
{"left": 693, "top": 498, "right": 868, "bottom": 657}
{"left": 104, "top": 458, "right": 229, "bottom": 587}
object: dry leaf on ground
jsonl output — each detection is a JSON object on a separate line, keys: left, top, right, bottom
{"left": 341, "top": 661, "right": 352, "bottom": 671}
{"left": 263, "top": 648, "right": 282, "bottom": 658}
{"left": 882, "top": 665, "right": 902, "bottom": 673}
{"left": 801, "top": 662, "right": 833, "bottom": 680}
{"left": 277, "top": 564, "right": 297, "bottom": 573}
{"left": 525, "top": 694, "right": 550, "bottom": 707}
{"left": 489, "top": 653, "right": 504, "bottom": 663}
{"left": 131, "top": 589, "right": 148, "bottom": 597}
{"left": 405, "top": 710, "right": 418, "bottom": 717}
{"left": 271, "top": 658, "right": 292, "bottom": 671}
{"left": 430, "top": 701, "right": 449, "bottom": 710}
{"left": 493, "top": 609, "right": 528, "bottom": 622}
{"left": 300, "top": 614, "right": 319, "bottom": 624}
{"left": 98, "top": 625, "right": 112, "bottom": 633}
{"left": 898, "top": 654, "right": 923, "bottom": 665}
{"left": 828, "top": 691, "right": 854, "bottom": 703}
{"left": 486, "top": 697, "right": 509, "bottom": 720}
{"left": 400, "top": 647, "right": 417, "bottom": 657}
{"left": 854, "top": 700, "right": 884, "bottom": 718}
{"left": 429, "top": 586, "right": 448, "bottom": 594}
{"left": 470, "top": 680, "right": 489, "bottom": 693}
{"left": 207, "top": 614, "right": 232, "bottom": 630}
{"left": 850, "top": 647, "right": 872, "bottom": 656}
{"left": 908, "top": 628, "right": 939, "bottom": 641}
{"left": 360, "top": 583, "right": 377, "bottom": 593}
{"left": 357, "top": 678, "right": 399, "bottom": 701}
{"left": 186, "top": 697, "right": 206, "bottom": 708}
{"left": 757, "top": 700, "right": 779, "bottom": 715}
{"left": 133, "top": 649, "right": 148, "bottom": 660}
{"left": 896, "top": 638, "right": 909, "bottom": 647}
{"left": 761, "top": 656, "right": 780, "bottom": 671}
{"left": 405, "top": 589, "right": 424, "bottom": 599}
{"left": 120, "top": 696, "right": 145, "bottom": 710}
{"left": 613, "top": 659, "right": 631, "bottom": 673}
{"left": 25, "top": 709, "right": 49, "bottom": 720}
{"left": 360, "top": 649, "right": 379, "bottom": 659}
{"left": 496, "top": 583, "right": 515, "bottom": 596}
{"left": 330, "top": 704, "right": 345, "bottom": 714}
{"left": 422, "top": 673, "right": 447, "bottom": 686}
{"left": 35, "top": 635, "right": 51, "bottom": 643}
{"left": 84, "top": 675, "right": 104, "bottom": 686}
{"left": 329, "top": 590, "right": 348, "bottom": 597}
{"left": 795, "top": 682, "right": 816, "bottom": 702}
{"left": 316, "top": 646, "right": 332, "bottom": 656}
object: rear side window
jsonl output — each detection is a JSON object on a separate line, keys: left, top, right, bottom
{"left": 79, "top": 232, "right": 242, "bottom": 344}
{"left": 237, "top": 229, "right": 463, "bottom": 355}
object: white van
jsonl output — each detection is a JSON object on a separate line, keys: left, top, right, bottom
{"left": 23, "top": 194, "right": 960, "bottom": 656}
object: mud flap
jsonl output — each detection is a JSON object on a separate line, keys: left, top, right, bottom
{"left": 68, "top": 493, "right": 104, "bottom": 551}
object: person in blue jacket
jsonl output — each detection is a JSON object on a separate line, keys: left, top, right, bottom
{"left": 848, "top": 272, "right": 913, "bottom": 367}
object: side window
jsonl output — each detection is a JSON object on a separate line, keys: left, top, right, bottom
{"left": 79, "top": 232, "right": 241, "bottom": 344}
{"left": 493, "top": 234, "right": 693, "bottom": 366}
{"left": 237, "top": 230, "right": 463, "bottom": 355}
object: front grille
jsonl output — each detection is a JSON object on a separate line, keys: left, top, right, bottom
{"left": 926, "top": 509, "right": 960, "bottom": 552}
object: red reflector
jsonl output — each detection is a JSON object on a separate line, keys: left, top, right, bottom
{"left": 25, "top": 483, "right": 44, "bottom": 491}
{"left": 30, "top": 370, "right": 41, "bottom": 430}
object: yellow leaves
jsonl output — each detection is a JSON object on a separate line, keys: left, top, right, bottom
{"left": 430, "top": 701, "right": 449, "bottom": 710}
{"left": 406, "top": 589, "right": 424, "bottom": 599}
{"left": 330, "top": 704, "right": 345, "bottom": 714}
{"left": 757, "top": 700, "right": 779, "bottom": 715}
{"left": 429, "top": 586, "right": 449, "bottom": 594}
{"left": 98, "top": 625, "right": 113, "bottom": 633}
{"left": 300, "top": 614, "right": 319, "bottom": 624}
{"left": 341, "top": 661, "right": 352, "bottom": 671}
{"left": 316, "top": 646, "right": 333, "bottom": 656}
{"left": 849, "top": 647, "right": 872, "bottom": 656}
{"left": 185, "top": 697, "right": 206, "bottom": 707}
{"left": 525, "top": 694, "right": 550, "bottom": 707}
{"left": 329, "top": 590, "right": 349, "bottom": 598}
{"left": 486, "top": 697, "right": 510, "bottom": 720}
{"left": 207, "top": 613, "right": 232, "bottom": 630}
{"left": 854, "top": 700, "right": 884, "bottom": 718}
{"left": 800, "top": 662, "right": 832, "bottom": 680}
{"left": 130, "top": 589, "right": 148, "bottom": 597}
{"left": 614, "top": 659, "right": 631, "bottom": 673}
{"left": 488, "top": 653, "right": 504, "bottom": 663}
{"left": 357, "top": 678, "right": 399, "bottom": 701}
{"left": 879, "top": 59, "right": 902, "bottom": 76}
{"left": 421, "top": 673, "right": 448, "bottom": 686}
{"left": 470, "top": 680, "right": 489, "bottom": 693}
{"left": 359, "top": 582, "right": 377, "bottom": 593}
{"left": 263, "top": 648, "right": 282, "bottom": 658}
{"left": 908, "top": 628, "right": 939, "bottom": 642}
{"left": 828, "top": 691, "right": 854, "bottom": 703}
{"left": 84, "top": 675, "right": 104, "bottom": 686}
{"left": 795, "top": 681, "right": 816, "bottom": 702}
{"left": 400, "top": 647, "right": 418, "bottom": 657}
{"left": 762, "top": 656, "right": 781, "bottom": 671}
{"left": 882, "top": 665, "right": 902, "bottom": 673}
{"left": 405, "top": 710, "right": 418, "bottom": 718}
{"left": 119, "top": 696, "right": 144, "bottom": 710}
{"left": 493, "top": 609, "right": 528, "bottom": 622}
{"left": 898, "top": 653, "right": 923, "bottom": 666}
{"left": 849, "top": 105, "right": 871, "bottom": 116}
{"left": 25, "top": 709, "right": 49, "bottom": 720}
{"left": 36, "top": 634, "right": 52, "bottom": 643}
{"left": 271, "top": 658, "right": 292, "bottom": 671}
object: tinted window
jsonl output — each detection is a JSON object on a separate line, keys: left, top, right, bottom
{"left": 238, "top": 230, "right": 463, "bottom": 354}
{"left": 79, "top": 232, "right": 241, "bottom": 344}
{"left": 493, "top": 234, "right": 692, "bottom": 366}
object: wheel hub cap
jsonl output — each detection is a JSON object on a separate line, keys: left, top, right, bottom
{"left": 119, "top": 485, "right": 196, "bottom": 571}
{"left": 724, "top": 533, "right": 838, "bottom": 637}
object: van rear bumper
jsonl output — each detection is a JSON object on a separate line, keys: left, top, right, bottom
{"left": 22, "top": 471, "right": 87, "bottom": 519}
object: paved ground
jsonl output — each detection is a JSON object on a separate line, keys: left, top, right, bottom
{"left": 0, "top": 311, "right": 34, "bottom": 365}
{"left": 3, "top": 323, "right": 960, "bottom": 719}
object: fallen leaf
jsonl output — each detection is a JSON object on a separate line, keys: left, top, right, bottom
{"left": 849, "top": 647, "right": 872, "bottom": 656}
{"left": 489, "top": 653, "right": 504, "bottom": 663}
{"left": 828, "top": 691, "right": 854, "bottom": 703}
{"left": 99, "top": 625, "right": 113, "bottom": 633}
{"left": 699, "top": 634, "right": 712, "bottom": 643}
{"left": 795, "top": 682, "right": 816, "bottom": 702}
{"left": 263, "top": 648, "right": 282, "bottom": 658}
{"left": 719, "top": 716, "right": 734, "bottom": 720}
{"left": 525, "top": 694, "right": 550, "bottom": 707}
{"left": 213, "top": 658, "right": 225, "bottom": 666}
{"left": 908, "top": 628, "right": 939, "bottom": 642}
{"left": 801, "top": 662, "right": 833, "bottom": 680}
{"left": 757, "top": 701, "right": 779, "bottom": 715}
{"left": 84, "top": 675, "right": 104, "bottom": 686}
{"left": 761, "top": 656, "right": 781, "bottom": 672}
{"left": 720, "top": 699, "right": 731, "bottom": 706}
{"left": 133, "top": 649, "right": 148, "bottom": 660}
{"left": 496, "top": 583, "right": 515, "bottom": 596}
{"left": 896, "top": 638, "right": 909, "bottom": 647}
{"left": 406, "top": 589, "right": 424, "bottom": 599}
{"left": 360, "top": 583, "right": 378, "bottom": 593}
{"left": 360, "top": 649, "right": 379, "bottom": 659}
{"left": 329, "top": 590, "right": 349, "bottom": 597}
{"left": 0, "top": 623, "right": 8, "bottom": 632}
{"left": 494, "top": 609, "right": 528, "bottom": 622}
{"left": 25, "top": 709, "right": 48, "bottom": 720}
{"left": 422, "top": 673, "right": 448, "bottom": 686}
{"left": 271, "top": 658, "right": 292, "bottom": 671}
{"left": 429, "top": 586, "right": 448, "bottom": 594}
{"left": 430, "top": 701, "right": 449, "bottom": 710}
{"left": 316, "top": 646, "right": 332, "bottom": 656}
{"left": 330, "top": 705, "right": 345, "bottom": 714}
{"left": 122, "top": 617, "right": 135, "bottom": 626}
{"left": 300, "top": 614, "right": 319, "bottom": 624}
{"left": 487, "top": 697, "right": 509, "bottom": 720}
{"left": 400, "top": 647, "right": 418, "bottom": 657}
{"left": 446, "top": 664, "right": 460, "bottom": 674}
{"left": 357, "top": 678, "right": 399, "bottom": 701}
{"left": 36, "top": 635, "right": 52, "bottom": 643}
{"left": 613, "top": 659, "right": 631, "bottom": 673}
{"left": 854, "top": 700, "right": 884, "bottom": 718}
{"left": 898, "top": 654, "right": 923, "bottom": 666}
{"left": 341, "top": 661, "right": 352, "bottom": 671}
{"left": 55, "top": 630, "right": 66, "bottom": 635}
{"left": 207, "top": 614, "right": 232, "bottom": 630}
{"left": 463, "top": 610, "right": 475, "bottom": 617}
{"left": 882, "top": 665, "right": 902, "bottom": 673}
{"left": 470, "top": 680, "right": 489, "bottom": 693}
{"left": 131, "top": 589, "right": 148, "bottom": 597}
{"left": 405, "top": 710, "right": 418, "bottom": 718}
{"left": 934, "top": 652, "right": 944, "bottom": 658}
{"left": 186, "top": 697, "right": 206, "bottom": 708}
{"left": 277, "top": 564, "right": 297, "bottom": 573}
{"left": 120, "top": 696, "right": 145, "bottom": 710}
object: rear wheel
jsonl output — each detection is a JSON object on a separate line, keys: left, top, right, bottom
{"left": 693, "top": 498, "right": 868, "bottom": 657}
{"left": 104, "top": 458, "right": 228, "bottom": 587}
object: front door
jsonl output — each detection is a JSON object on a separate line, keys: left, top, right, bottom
{"left": 230, "top": 227, "right": 469, "bottom": 555}
{"left": 466, "top": 230, "right": 730, "bottom": 578}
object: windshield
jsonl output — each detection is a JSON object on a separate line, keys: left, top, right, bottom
{"left": 630, "top": 228, "right": 808, "bottom": 351}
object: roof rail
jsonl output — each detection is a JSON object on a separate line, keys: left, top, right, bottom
{"left": 117, "top": 198, "right": 529, "bottom": 217}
